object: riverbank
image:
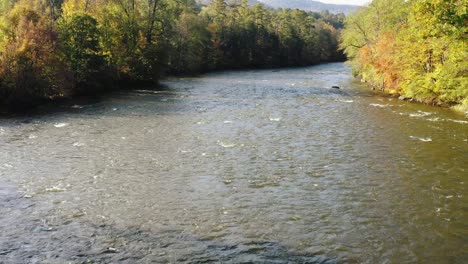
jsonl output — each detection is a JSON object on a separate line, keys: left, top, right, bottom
{"left": 340, "top": 0, "right": 467, "bottom": 115}
{"left": 3, "top": 63, "right": 466, "bottom": 120}
{"left": 358, "top": 76, "right": 468, "bottom": 117}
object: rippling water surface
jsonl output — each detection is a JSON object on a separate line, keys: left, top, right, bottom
{"left": 0, "top": 63, "right": 467, "bottom": 263}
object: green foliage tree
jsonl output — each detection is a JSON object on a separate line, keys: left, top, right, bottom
{"left": 165, "top": 0, "right": 210, "bottom": 74}
{"left": 59, "top": 13, "right": 107, "bottom": 91}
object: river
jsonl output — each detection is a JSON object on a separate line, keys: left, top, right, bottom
{"left": 0, "top": 63, "right": 466, "bottom": 263}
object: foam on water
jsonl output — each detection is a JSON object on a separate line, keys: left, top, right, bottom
{"left": 409, "top": 111, "right": 433, "bottom": 117}
{"left": 218, "top": 141, "right": 236, "bottom": 148}
{"left": 369, "top": 103, "right": 389, "bottom": 108}
{"left": 45, "top": 186, "right": 67, "bottom": 193}
{"left": 410, "top": 136, "right": 432, "bottom": 142}
{"left": 54, "top": 123, "right": 69, "bottom": 128}
{"left": 449, "top": 119, "right": 468, "bottom": 124}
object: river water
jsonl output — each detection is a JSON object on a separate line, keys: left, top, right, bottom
{"left": 0, "top": 63, "right": 466, "bottom": 263}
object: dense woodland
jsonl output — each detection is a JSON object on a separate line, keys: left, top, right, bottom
{"left": 0, "top": 0, "right": 345, "bottom": 106}
{"left": 341, "top": 0, "right": 467, "bottom": 112}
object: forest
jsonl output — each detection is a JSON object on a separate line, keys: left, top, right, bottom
{"left": 0, "top": 0, "right": 345, "bottom": 106}
{"left": 341, "top": 0, "right": 467, "bottom": 112}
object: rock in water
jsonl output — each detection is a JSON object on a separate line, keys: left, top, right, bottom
{"left": 332, "top": 86, "right": 340, "bottom": 89}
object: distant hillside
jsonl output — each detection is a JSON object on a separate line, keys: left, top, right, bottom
{"left": 196, "top": 0, "right": 360, "bottom": 14}
{"left": 258, "top": 0, "right": 360, "bottom": 14}
{"left": 196, "top": 0, "right": 261, "bottom": 6}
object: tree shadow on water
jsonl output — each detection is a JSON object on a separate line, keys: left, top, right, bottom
{"left": 0, "top": 83, "right": 186, "bottom": 121}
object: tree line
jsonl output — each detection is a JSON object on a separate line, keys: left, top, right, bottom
{"left": 341, "top": 0, "right": 467, "bottom": 112}
{"left": 0, "top": 0, "right": 345, "bottom": 107}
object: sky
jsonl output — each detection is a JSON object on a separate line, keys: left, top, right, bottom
{"left": 318, "top": 0, "right": 370, "bottom": 5}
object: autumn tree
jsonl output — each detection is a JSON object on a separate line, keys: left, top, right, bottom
{"left": 341, "top": 0, "right": 467, "bottom": 110}
{"left": 0, "top": 0, "right": 72, "bottom": 104}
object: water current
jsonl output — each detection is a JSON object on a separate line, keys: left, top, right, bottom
{"left": 0, "top": 63, "right": 466, "bottom": 263}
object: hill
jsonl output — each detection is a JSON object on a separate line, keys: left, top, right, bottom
{"left": 196, "top": 0, "right": 361, "bottom": 14}
{"left": 196, "top": 0, "right": 262, "bottom": 6}
{"left": 258, "top": 0, "right": 360, "bottom": 14}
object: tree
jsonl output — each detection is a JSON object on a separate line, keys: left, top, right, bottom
{"left": 59, "top": 13, "right": 107, "bottom": 91}
{"left": 0, "top": 0, "right": 71, "bottom": 104}
{"left": 168, "top": 11, "right": 210, "bottom": 73}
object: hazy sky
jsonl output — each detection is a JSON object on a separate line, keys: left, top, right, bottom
{"left": 318, "top": 0, "right": 370, "bottom": 5}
